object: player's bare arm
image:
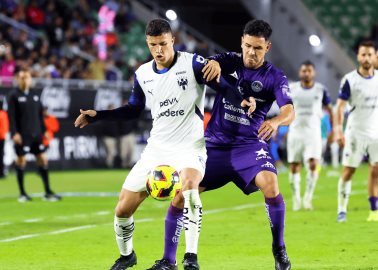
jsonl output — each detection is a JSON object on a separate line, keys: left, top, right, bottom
{"left": 324, "top": 104, "right": 334, "bottom": 142}
{"left": 74, "top": 109, "right": 97, "bottom": 128}
{"left": 334, "top": 99, "right": 347, "bottom": 147}
{"left": 202, "top": 59, "right": 221, "bottom": 82}
{"left": 258, "top": 104, "right": 294, "bottom": 141}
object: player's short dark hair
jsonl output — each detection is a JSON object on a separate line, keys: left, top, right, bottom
{"left": 357, "top": 40, "right": 376, "bottom": 50}
{"left": 145, "top": 19, "right": 172, "bottom": 36}
{"left": 301, "top": 60, "right": 315, "bottom": 68}
{"left": 243, "top": 20, "right": 272, "bottom": 40}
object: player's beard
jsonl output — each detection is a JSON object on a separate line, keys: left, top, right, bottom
{"left": 361, "top": 62, "right": 372, "bottom": 70}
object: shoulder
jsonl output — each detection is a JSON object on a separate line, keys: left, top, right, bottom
{"left": 135, "top": 59, "right": 154, "bottom": 77}
{"left": 342, "top": 70, "right": 357, "bottom": 82}
{"left": 314, "top": 82, "right": 327, "bottom": 91}
{"left": 289, "top": 81, "right": 300, "bottom": 88}
{"left": 264, "top": 62, "right": 288, "bottom": 85}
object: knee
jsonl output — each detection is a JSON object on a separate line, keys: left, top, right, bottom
{"left": 115, "top": 200, "right": 133, "bottom": 218}
{"left": 36, "top": 155, "right": 48, "bottom": 167}
{"left": 371, "top": 166, "right": 378, "bottom": 180}
{"left": 181, "top": 176, "right": 200, "bottom": 191}
{"left": 308, "top": 159, "right": 317, "bottom": 171}
{"left": 342, "top": 167, "right": 355, "bottom": 180}
{"left": 260, "top": 176, "right": 279, "bottom": 198}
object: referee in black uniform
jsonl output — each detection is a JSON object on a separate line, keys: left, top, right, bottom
{"left": 7, "top": 69, "right": 61, "bottom": 202}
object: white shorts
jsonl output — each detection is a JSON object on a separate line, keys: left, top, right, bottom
{"left": 122, "top": 146, "right": 207, "bottom": 192}
{"left": 287, "top": 132, "right": 322, "bottom": 163}
{"left": 342, "top": 135, "right": 378, "bottom": 168}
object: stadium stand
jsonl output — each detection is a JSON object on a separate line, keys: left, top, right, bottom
{"left": 302, "top": 0, "right": 378, "bottom": 54}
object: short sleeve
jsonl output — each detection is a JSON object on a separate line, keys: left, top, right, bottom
{"left": 322, "top": 87, "right": 332, "bottom": 105}
{"left": 274, "top": 74, "right": 293, "bottom": 108}
{"left": 338, "top": 77, "right": 351, "bottom": 101}
{"left": 192, "top": 54, "right": 208, "bottom": 84}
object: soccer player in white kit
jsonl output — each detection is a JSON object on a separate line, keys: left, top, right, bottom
{"left": 287, "top": 61, "right": 333, "bottom": 211}
{"left": 74, "top": 19, "right": 252, "bottom": 270}
{"left": 335, "top": 40, "right": 378, "bottom": 223}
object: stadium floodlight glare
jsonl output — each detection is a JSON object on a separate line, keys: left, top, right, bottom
{"left": 309, "top": 35, "right": 321, "bottom": 47}
{"left": 166, "top": 9, "right": 177, "bottom": 21}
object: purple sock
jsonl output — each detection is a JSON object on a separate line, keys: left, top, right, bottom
{"left": 369, "top": 197, "right": 378, "bottom": 211}
{"left": 163, "top": 204, "right": 184, "bottom": 264}
{"left": 265, "top": 193, "right": 286, "bottom": 249}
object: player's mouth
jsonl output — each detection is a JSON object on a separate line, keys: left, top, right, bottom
{"left": 156, "top": 55, "right": 164, "bottom": 60}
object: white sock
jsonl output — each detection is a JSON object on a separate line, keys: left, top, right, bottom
{"left": 304, "top": 170, "right": 319, "bottom": 203}
{"left": 114, "top": 215, "right": 134, "bottom": 256}
{"left": 183, "top": 189, "right": 202, "bottom": 254}
{"left": 338, "top": 178, "right": 352, "bottom": 213}
{"left": 289, "top": 172, "right": 301, "bottom": 203}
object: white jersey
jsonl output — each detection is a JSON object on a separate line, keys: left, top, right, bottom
{"left": 288, "top": 81, "right": 331, "bottom": 136}
{"left": 339, "top": 70, "right": 378, "bottom": 140}
{"left": 133, "top": 51, "right": 206, "bottom": 151}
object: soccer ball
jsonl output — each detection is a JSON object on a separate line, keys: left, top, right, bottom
{"left": 146, "top": 165, "right": 182, "bottom": 201}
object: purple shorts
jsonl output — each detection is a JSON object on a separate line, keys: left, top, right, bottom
{"left": 200, "top": 141, "right": 277, "bottom": 195}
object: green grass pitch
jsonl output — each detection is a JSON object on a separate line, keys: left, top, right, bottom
{"left": 0, "top": 165, "right": 377, "bottom": 270}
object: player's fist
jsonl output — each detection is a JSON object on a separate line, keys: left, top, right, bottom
{"left": 241, "top": 96, "right": 256, "bottom": 116}
{"left": 74, "top": 109, "right": 97, "bottom": 128}
{"left": 202, "top": 60, "right": 221, "bottom": 82}
{"left": 12, "top": 132, "right": 22, "bottom": 145}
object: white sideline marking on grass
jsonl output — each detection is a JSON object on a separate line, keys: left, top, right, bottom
{"left": 0, "top": 203, "right": 264, "bottom": 243}
{"left": 24, "top": 218, "right": 43, "bottom": 223}
{"left": 95, "top": 211, "right": 111, "bottom": 216}
{"left": 0, "top": 222, "right": 12, "bottom": 226}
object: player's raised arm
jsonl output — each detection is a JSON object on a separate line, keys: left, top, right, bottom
{"left": 74, "top": 74, "right": 145, "bottom": 128}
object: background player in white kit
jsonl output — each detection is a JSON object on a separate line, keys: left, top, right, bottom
{"left": 287, "top": 61, "right": 333, "bottom": 211}
{"left": 335, "top": 40, "right": 378, "bottom": 223}
{"left": 74, "top": 19, "right": 251, "bottom": 270}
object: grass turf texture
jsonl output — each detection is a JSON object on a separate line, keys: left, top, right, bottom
{"left": 0, "top": 165, "right": 377, "bottom": 270}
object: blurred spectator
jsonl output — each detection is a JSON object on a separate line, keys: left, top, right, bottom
{"left": 0, "top": 98, "right": 9, "bottom": 178}
{"left": 26, "top": 0, "right": 45, "bottom": 29}
{"left": 88, "top": 55, "right": 106, "bottom": 80}
{"left": 0, "top": 43, "right": 16, "bottom": 86}
{"left": 119, "top": 101, "right": 138, "bottom": 168}
{"left": 42, "top": 107, "right": 60, "bottom": 147}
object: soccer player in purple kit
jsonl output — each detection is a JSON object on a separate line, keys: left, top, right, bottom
{"left": 150, "top": 20, "right": 293, "bottom": 270}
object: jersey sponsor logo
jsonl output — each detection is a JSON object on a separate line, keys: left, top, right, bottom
{"left": 176, "top": 71, "right": 186, "bottom": 75}
{"left": 177, "top": 76, "right": 188, "bottom": 90}
{"left": 18, "top": 96, "right": 27, "bottom": 102}
{"left": 251, "top": 81, "right": 263, "bottom": 92}
{"left": 160, "top": 98, "right": 179, "bottom": 108}
{"left": 156, "top": 108, "right": 185, "bottom": 119}
{"left": 222, "top": 98, "right": 253, "bottom": 119}
{"left": 255, "top": 148, "right": 271, "bottom": 160}
{"left": 261, "top": 161, "right": 275, "bottom": 169}
{"left": 224, "top": 112, "right": 250, "bottom": 126}
{"left": 143, "top": 79, "right": 154, "bottom": 84}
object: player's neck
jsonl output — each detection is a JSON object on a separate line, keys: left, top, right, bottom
{"left": 358, "top": 66, "right": 374, "bottom": 78}
{"left": 300, "top": 81, "right": 314, "bottom": 89}
{"left": 155, "top": 54, "right": 175, "bottom": 70}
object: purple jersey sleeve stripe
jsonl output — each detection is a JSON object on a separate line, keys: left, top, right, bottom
{"left": 322, "top": 88, "right": 332, "bottom": 105}
{"left": 338, "top": 79, "right": 351, "bottom": 100}
{"left": 195, "top": 105, "right": 204, "bottom": 120}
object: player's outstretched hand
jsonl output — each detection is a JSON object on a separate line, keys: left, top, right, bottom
{"left": 258, "top": 119, "right": 279, "bottom": 141}
{"left": 74, "top": 109, "right": 97, "bottom": 128}
{"left": 241, "top": 97, "right": 256, "bottom": 116}
{"left": 202, "top": 60, "right": 221, "bottom": 82}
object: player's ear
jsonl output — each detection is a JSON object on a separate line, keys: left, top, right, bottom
{"left": 266, "top": 41, "right": 272, "bottom": 52}
{"left": 171, "top": 36, "right": 175, "bottom": 45}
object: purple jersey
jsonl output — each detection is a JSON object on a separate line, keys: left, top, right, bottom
{"left": 205, "top": 52, "right": 292, "bottom": 146}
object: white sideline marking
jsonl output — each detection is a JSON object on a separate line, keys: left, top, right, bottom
{"left": 0, "top": 203, "right": 264, "bottom": 243}
{"left": 24, "top": 218, "right": 43, "bottom": 223}
{"left": 0, "top": 222, "right": 12, "bottom": 226}
{"left": 95, "top": 211, "right": 111, "bottom": 216}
